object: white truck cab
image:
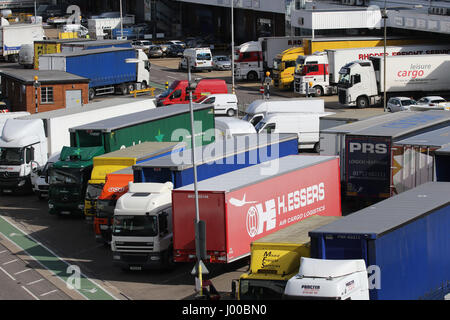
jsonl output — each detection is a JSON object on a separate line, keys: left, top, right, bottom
{"left": 111, "top": 182, "right": 175, "bottom": 271}
{"left": 234, "top": 41, "right": 263, "bottom": 81}
{"left": 283, "top": 257, "right": 369, "bottom": 300}
{"left": 31, "top": 152, "right": 60, "bottom": 199}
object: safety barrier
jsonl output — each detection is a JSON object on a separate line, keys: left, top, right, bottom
{"left": 130, "top": 87, "right": 156, "bottom": 98}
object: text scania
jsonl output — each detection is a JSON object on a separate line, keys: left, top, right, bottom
{"left": 246, "top": 183, "right": 325, "bottom": 237}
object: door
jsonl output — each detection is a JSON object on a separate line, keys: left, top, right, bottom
{"left": 65, "top": 90, "right": 82, "bottom": 109}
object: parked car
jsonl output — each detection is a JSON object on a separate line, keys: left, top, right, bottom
{"left": 147, "top": 45, "right": 163, "bottom": 58}
{"left": 166, "top": 44, "right": 184, "bottom": 57}
{"left": 417, "top": 96, "right": 448, "bottom": 108}
{"left": 167, "top": 40, "right": 186, "bottom": 48}
{"left": 212, "top": 55, "right": 231, "bottom": 70}
{"left": 196, "top": 93, "right": 238, "bottom": 117}
{"left": 386, "top": 97, "right": 417, "bottom": 112}
{"left": 132, "top": 40, "right": 152, "bottom": 51}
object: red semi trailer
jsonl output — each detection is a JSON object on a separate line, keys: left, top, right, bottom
{"left": 172, "top": 155, "right": 341, "bottom": 263}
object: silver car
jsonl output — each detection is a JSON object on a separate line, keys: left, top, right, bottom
{"left": 213, "top": 55, "right": 231, "bottom": 70}
{"left": 147, "top": 45, "right": 163, "bottom": 58}
{"left": 387, "top": 97, "right": 417, "bottom": 112}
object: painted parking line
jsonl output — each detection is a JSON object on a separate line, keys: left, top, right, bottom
{"left": 14, "top": 268, "right": 32, "bottom": 275}
{"left": 27, "top": 278, "right": 44, "bottom": 286}
{"left": 21, "top": 286, "right": 39, "bottom": 300}
{"left": 0, "top": 266, "right": 16, "bottom": 281}
{"left": 0, "top": 215, "right": 117, "bottom": 300}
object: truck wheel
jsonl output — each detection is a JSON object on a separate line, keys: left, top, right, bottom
{"left": 127, "top": 83, "right": 135, "bottom": 94}
{"left": 88, "top": 88, "right": 95, "bottom": 101}
{"left": 141, "top": 81, "right": 147, "bottom": 90}
{"left": 356, "top": 96, "right": 369, "bottom": 109}
{"left": 313, "top": 86, "right": 323, "bottom": 97}
{"left": 247, "top": 71, "right": 258, "bottom": 82}
{"left": 226, "top": 109, "right": 235, "bottom": 117}
{"left": 314, "top": 142, "right": 320, "bottom": 153}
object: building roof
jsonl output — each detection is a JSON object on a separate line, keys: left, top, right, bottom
{"left": 176, "top": 155, "right": 337, "bottom": 193}
{"left": 394, "top": 126, "right": 450, "bottom": 148}
{"left": 41, "top": 46, "right": 133, "bottom": 58}
{"left": 0, "top": 69, "right": 89, "bottom": 84}
{"left": 309, "top": 182, "right": 450, "bottom": 239}
{"left": 61, "top": 39, "right": 132, "bottom": 47}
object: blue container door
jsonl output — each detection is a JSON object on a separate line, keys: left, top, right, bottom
{"left": 311, "top": 235, "right": 369, "bottom": 261}
{"left": 435, "top": 154, "right": 450, "bottom": 182}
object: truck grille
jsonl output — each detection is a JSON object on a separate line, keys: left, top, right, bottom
{"left": 121, "top": 253, "right": 148, "bottom": 264}
{"left": 38, "top": 185, "right": 49, "bottom": 191}
{"left": 0, "top": 171, "right": 19, "bottom": 179}
{"left": 115, "top": 242, "right": 154, "bottom": 252}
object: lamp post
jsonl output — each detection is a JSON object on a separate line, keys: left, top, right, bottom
{"left": 383, "top": 0, "right": 387, "bottom": 113}
{"left": 119, "top": 0, "right": 124, "bottom": 39}
{"left": 231, "top": 0, "right": 235, "bottom": 94}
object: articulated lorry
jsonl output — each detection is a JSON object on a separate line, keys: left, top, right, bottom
{"left": 85, "top": 141, "right": 184, "bottom": 221}
{"left": 39, "top": 47, "right": 150, "bottom": 100}
{"left": 111, "top": 134, "right": 299, "bottom": 270}
{"left": 338, "top": 54, "right": 450, "bottom": 108}
{"left": 272, "top": 37, "right": 425, "bottom": 91}
{"left": 301, "top": 182, "right": 450, "bottom": 300}
{"left": 232, "top": 215, "right": 340, "bottom": 300}
{"left": 0, "top": 23, "right": 44, "bottom": 62}
{"left": 172, "top": 155, "right": 341, "bottom": 264}
{"left": 48, "top": 104, "right": 215, "bottom": 215}
{"left": 0, "top": 98, "right": 156, "bottom": 195}
{"left": 294, "top": 44, "right": 450, "bottom": 97}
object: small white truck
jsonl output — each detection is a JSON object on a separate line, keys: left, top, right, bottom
{"left": 0, "top": 23, "right": 45, "bottom": 62}
{"left": 283, "top": 257, "right": 370, "bottom": 300}
{"left": 111, "top": 182, "right": 175, "bottom": 271}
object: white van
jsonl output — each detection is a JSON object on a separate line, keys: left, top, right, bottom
{"left": 179, "top": 48, "right": 213, "bottom": 72}
{"left": 197, "top": 94, "right": 238, "bottom": 116}
{"left": 254, "top": 112, "right": 332, "bottom": 152}
{"left": 215, "top": 117, "right": 256, "bottom": 139}
{"left": 243, "top": 98, "right": 325, "bottom": 126}
{"left": 18, "top": 44, "right": 34, "bottom": 68}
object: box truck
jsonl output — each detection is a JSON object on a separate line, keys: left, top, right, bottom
{"left": 132, "top": 134, "right": 299, "bottom": 186}
{"left": 87, "top": 15, "right": 135, "bottom": 39}
{"left": 273, "top": 37, "right": 427, "bottom": 91}
{"left": 111, "top": 134, "right": 299, "bottom": 270}
{"left": 391, "top": 126, "right": 450, "bottom": 196}
{"left": 294, "top": 45, "right": 450, "bottom": 96}
{"left": 232, "top": 215, "right": 340, "bottom": 300}
{"left": 306, "top": 182, "right": 450, "bottom": 300}
{"left": 39, "top": 47, "right": 150, "bottom": 100}
{"left": 0, "top": 98, "right": 156, "bottom": 195}
{"left": 338, "top": 54, "right": 450, "bottom": 108}
{"left": 0, "top": 23, "right": 44, "bottom": 62}
{"left": 434, "top": 145, "right": 450, "bottom": 182}
{"left": 242, "top": 98, "right": 324, "bottom": 127}
{"left": 84, "top": 141, "right": 184, "bottom": 221}
{"left": 48, "top": 104, "right": 215, "bottom": 215}
{"left": 172, "top": 155, "right": 341, "bottom": 264}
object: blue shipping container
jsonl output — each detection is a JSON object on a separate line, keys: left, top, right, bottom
{"left": 62, "top": 48, "right": 136, "bottom": 88}
{"left": 309, "top": 182, "right": 450, "bottom": 300}
{"left": 133, "top": 134, "right": 299, "bottom": 188}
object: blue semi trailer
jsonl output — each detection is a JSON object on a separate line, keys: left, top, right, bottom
{"left": 304, "top": 182, "right": 450, "bottom": 300}
{"left": 38, "top": 47, "right": 150, "bottom": 100}
{"left": 132, "top": 133, "right": 299, "bottom": 187}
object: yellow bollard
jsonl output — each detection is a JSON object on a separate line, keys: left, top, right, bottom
{"left": 165, "top": 81, "right": 169, "bottom": 90}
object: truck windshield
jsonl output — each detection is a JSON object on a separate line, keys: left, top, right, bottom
{"left": 338, "top": 68, "right": 351, "bottom": 85}
{"left": 0, "top": 147, "right": 24, "bottom": 165}
{"left": 254, "top": 120, "right": 267, "bottom": 133}
{"left": 295, "top": 56, "right": 305, "bottom": 74}
{"left": 159, "top": 81, "right": 179, "bottom": 98}
{"left": 112, "top": 215, "right": 158, "bottom": 237}
{"left": 49, "top": 167, "right": 82, "bottom": 185}
{"left": 273, "top": 59, "right": 282, "bottom": 71}
{"left": 86, "top": 183, "right": 104, "bottom": 200}
{"left": 97, "top": 199, "right": 116, "bottom": 218}
{"left": 239, "top": 279, "right": 287, "bottom": 300}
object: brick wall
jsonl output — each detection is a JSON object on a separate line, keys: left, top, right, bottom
{"left": 2, "top": 77, "right": 89, "bottom": 114}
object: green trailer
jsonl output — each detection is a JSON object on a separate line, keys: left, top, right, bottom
{"left": 48, "top": 104, "right": 215, "bottom": 216}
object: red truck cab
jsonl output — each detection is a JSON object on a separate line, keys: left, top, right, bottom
{"left": 156, "top": 79, "right": 228, "bottom": 107}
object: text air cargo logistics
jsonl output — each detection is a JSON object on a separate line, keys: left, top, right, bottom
{"left": 47, "top": 104, "right": 214, "bottom": 216}
{"left": 338, "top": 54, "right": 450, "bottom": 108}
{"left": 319, "top": 110, "right": 450, "bottom": 198}
{"left": 133, "top": 134, "right": 299, "bottom": 187}
{"left": 38, "top": 47, "right": 150, "bottom": 100}
{"left": 84, "top": 141, "right": 185, "bottom": 221}
{"left": 391, "top": 126, "right": 450, "bottom": 195}
{"left": 233, "top": 215, "right": 340, "bottom": 300}
{"left": 172, "top": 155, "right": 341, "bottom": 264}
{"left": 308, "top": 182, "right": 450, "bottom": 300}
{"left": 273, "top": 36, "right": 427, "bottom": 90}
{"left": 434, "top": 146, "right": 450, "bottom": 182}
{"left": 294, "top": 44, "right": 450, "bottom": 96}
{"left": 0, "top": 98, "right": 155, "bottom": 195}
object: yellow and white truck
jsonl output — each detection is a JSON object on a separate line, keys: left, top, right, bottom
{"left": 231, "top": 215, "right": 340, "bottom": 300}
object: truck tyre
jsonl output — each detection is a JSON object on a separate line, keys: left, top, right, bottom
{"left": 226, "top": 109, "right": 235, "bottom": 117}
{"left": 356, "top": 96, "right": 369, "bottom": 109}
{"left": 141, "top": 81, "right": 147, "bottom": 90}
{"left": 88, "top": 88, "right": 95, "bottom": 101}
{"left": 314, "top": 142, "right": 320, "bottom": 153}
{"left": 127, "top": 83, "right": 135, "bottom": 94}
{"left": 313, "top": 86, "right": 323, "bottom": 97}
{"left": 247, "top": 71, "right": 258, "bottom": 82}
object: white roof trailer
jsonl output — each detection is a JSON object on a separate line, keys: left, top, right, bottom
{"left": 258, "top": 36, "right": 304, "bottom": 69}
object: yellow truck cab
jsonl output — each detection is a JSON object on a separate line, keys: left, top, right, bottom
{"left": 272, "top": 47, "right": 304, "bottom": 90}
{"left": 84, "top": 141, "right": 184, "bottom": 221}
{"left": 232, "top": 215, "right": 340, "bottom": 300}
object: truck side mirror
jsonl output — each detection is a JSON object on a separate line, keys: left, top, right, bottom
{"left": 159, "top": 211, "right": 168, "bottom": 235}
{"left": 25, "top": 147, "right": 34, "bottom": 164}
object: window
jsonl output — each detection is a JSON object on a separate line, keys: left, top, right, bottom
{"left": 41, "top": 87, "right": 54, "bottom": 104}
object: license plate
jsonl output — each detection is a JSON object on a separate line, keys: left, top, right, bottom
{"left": 60, "top": 211, "right": 71, "bottom": 215}
{"left": 130, "top": 266, "right": 142, "bottom": 271}
{"left": 3, "top": 189, "right": 12, "bottom": 193}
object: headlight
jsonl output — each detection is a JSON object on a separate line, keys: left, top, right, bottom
{"left": 48, "top": 203, "right": 54, "bottom": 209}
{"left": 78, "top": 204, "right": 85, "bottom": 209}
{"left": 18, "top": 180, "right": 26, "bottom": 187}
{"left": 150, "top": 256, "right": 160, "bottom": 261}
{"left": 113, "top": 255, "right": 121, "bottom": 260}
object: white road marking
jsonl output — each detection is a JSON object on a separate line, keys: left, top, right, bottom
{"left": 14, "top": 268, "right": 32, "bottom": 275}
{"left": 40, "top": 289, "right": 58, "bottom": 297}
{"left": 21, "top": 286, "right": 39, "bottom": 300}
{"left": 167, "top": 76, "right": 177, "bottom": 79}
{"left": 2, "top": 259, "right": 18, "bottom": 265}
{"left": 0, "top": 266, "right": 16, "bottom": 281}
{"left": 0, "top": 250, "right": 7, "bottom": 254}
{"left": 27, "top": 278, "right": 44, "bottom": 286}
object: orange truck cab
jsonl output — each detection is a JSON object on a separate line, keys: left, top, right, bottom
{"left": 94, "top": 167, "right": 133, "bottom": 244}
{"left": 156, "top": 79, "right": 228, "bottom": 107}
